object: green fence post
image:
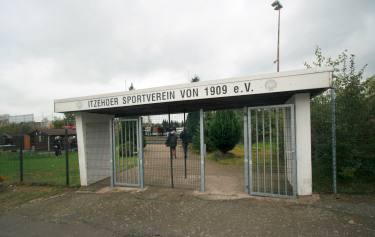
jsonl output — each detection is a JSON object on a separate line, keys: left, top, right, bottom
{"left": 65, "top": 128, "right": 69, "bottom": 186}
{"left": 19, "top": 134, "right": 24, "bottom": 182}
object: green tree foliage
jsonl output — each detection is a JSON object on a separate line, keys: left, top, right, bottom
{"left": 129, "top": 83, "right": 135, "bottom": 91}
{"left": 208, "top": 110, "right": 241, "bottom": 154}
{"left": 191, "top": 75, "right": 200, "bottom": 83}
{"left": 64, "top": 113, "right": 75, "bottom": 126}
{"left": 306, "top": 46, "right": 375, "bottom": 187}
{"left": 186, "top": 75, "right": 202, "bottom": 150}
{"left": 52, "top": 113, "right": 75, "bottom": 128}
{"left": 0, "top": 122, "right": 35, "bottom": 135}
{"left": 52, "top": 118, "right": 65, "bottom": 128}
{"left": 186, "top": 111, "right": 200, "bottom": 149}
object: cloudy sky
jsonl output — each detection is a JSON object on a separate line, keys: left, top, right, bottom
{"left": 0, "top": 0, "right": 374, "bottom": 120}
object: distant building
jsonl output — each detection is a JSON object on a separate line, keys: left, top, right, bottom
{"left": 29, "top": 128, "right": 76, "bottom": 151}
{"left": 0, "top": 114, "right": 34, "bottom": 124}
{"left": 9, "top": 114, "right": 34, "bottom": 123}
{"left": 0, "top": 114, "right": 10, "bottom": 122}
{"left": 0, "top": 133, "right": 12, "bottom": 145}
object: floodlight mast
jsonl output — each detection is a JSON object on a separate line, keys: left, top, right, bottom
{"left": 271, "top": 1, "right": 283, "bottom": 72}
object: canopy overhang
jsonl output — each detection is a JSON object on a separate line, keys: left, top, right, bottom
{"left": 54, "top": 67, "right": 333, "bottom": 116}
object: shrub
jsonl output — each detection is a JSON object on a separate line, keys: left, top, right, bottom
{"left": 208, "top": 110, "right": 241, "bottom": 154}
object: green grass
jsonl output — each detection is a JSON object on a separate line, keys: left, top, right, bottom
{"left": 207, "top": 144, "right": 244, "bottom": 165}
{"left": 207, "top": 143, "right": 285, "bottom": 166}
{"left": 0, "top": 151, "right": 80, "bottom": 187}
{"left": 115, "top": 156, "right": 138, "bottom": 172}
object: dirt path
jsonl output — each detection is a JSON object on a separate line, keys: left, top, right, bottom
{"left": 205, "top": 159, "right": 245, "bottom": 195}
{"left": 0, "top": 186, "right": 375, "bottom": 237}
{"left": 143, "top": 142, "right": 245, "bottom": 194}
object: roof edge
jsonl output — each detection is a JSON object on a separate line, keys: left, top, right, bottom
{"left": 54, "top": 67, "right": 333, "bottom": 104}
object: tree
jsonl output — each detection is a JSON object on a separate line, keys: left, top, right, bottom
{"left": 51, "top": 113, "right": 75, "bottom": 128}
{"left": 305, "top": 46, "right": 375, "bottom": 186}
{"left": 0, "top": 122, "right": 34, "bottom": 135}
{"left": 129, "top": 83, "right": 135, "bottom": 91}
{"left": 64, "top": 113, "right": 75, "bottom": 126}
{"left": 52, "top": 118, "right": 65, "bottom": 129}
{"left": 191, "top": 75, "right": 200, "bottom": 83}
{"left": 161, "top": 119, "right": 169, "bottom": 135}
{"left": 186, "top": 75, "right": 201, "bottom": 150}
{"left": 208, "top": 110, "right": 241, "bottom": 154}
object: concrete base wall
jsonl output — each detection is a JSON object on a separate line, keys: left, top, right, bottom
{"left": 76, "top": 112, "right": 114, "bottom": 186}
{"left": 286, "top": 93, "right": 312, "bottom": 196}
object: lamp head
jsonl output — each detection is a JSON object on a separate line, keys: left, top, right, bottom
{"left": 271, "top": 0, "right": 279, "bottom": 7}
{"left": 271, "top": 0, "right": 283, "bottom": 10}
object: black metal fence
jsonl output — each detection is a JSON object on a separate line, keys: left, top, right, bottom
{"left": 0, "top": 130, "right": 80, "bottom": 187}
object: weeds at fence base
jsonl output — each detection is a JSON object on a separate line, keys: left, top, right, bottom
{"left": 0, "top": 184, "right": 75, "bottom": 212}
{"left": 313, "top": 159, "right": 375, "bottom": 194}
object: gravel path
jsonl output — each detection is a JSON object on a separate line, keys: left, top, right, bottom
{"left": 1, "top": 186, "right": 374, "bottom": 237}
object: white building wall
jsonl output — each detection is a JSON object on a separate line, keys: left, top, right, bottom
{"left": 75, "top": 112, "right": 113, "bottom": 186}
{"left": 286, "top": 93, "right": 312, "bottom": 196}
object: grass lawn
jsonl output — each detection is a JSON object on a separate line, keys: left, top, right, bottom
{"left": 0, "top": 151, "right": 80, "bottom": 186}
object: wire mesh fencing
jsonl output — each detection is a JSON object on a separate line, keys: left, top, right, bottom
{"left": 311, "top": 88, "right": 375, "bottom": 194}
{"left": 0, "top": 133, "right": 80, "bottom": 187}
{"left": 142, "top": 112, "right": 201, "bottom": 190}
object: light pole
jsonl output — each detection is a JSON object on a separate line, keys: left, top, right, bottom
{"left": 271, "top": 0, "right": 283, "bottom": 72}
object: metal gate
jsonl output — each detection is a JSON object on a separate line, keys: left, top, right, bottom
{"left": 142, "top": 112, "right": 201, "bottom": 190}
{"left": 245, "top": 105, "right": 296, "bottom": 197}
{"left": 112, "top": 117, "right": 143, "bottom": 187}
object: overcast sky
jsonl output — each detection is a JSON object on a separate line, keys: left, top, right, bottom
{"left": 0, "top": 0, "right": 374, "bottom": 120}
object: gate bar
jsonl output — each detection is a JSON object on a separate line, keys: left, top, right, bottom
{"left": 248, "top": 108, "right": 253, "bottom": 194}
{"left": 331, "top": 88, "right": 337, "bottom": 194}
{"left": 291, "top": 104, "right": 297, "bottom": 197}
{"left": 269, "top": 109, "right": 273, "bottom": 193}
{"left": 138, "top": 117, "right": 144, "bottom": 188}
{"left": 200, "top": 109, "right": 205, "bottom": 192}
{"left": 111, "top": 118, "right": 115, "bottom": 187}
{"left": 243, "top": 107, "right": 249, "bottom": 193}
{"left": 276, "top": 109, "right": 280, "bottom": 195}
{"left": 183, "top": 111, "right": 187, "bottom": 179}
{"left": 255, "top": 110, "right": 259, "bottom": 193}
{"left": 283, "top": 108, "right": 287, "bottom": 194}
{"left": 168, "top": 112, "right": 174, "bottom": 188}
{"left": 262, "top": 110, "right": 266, "bottom": 192}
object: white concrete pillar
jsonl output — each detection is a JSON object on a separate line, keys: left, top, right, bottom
{"left": 75, "top": 113, "right": 87, "bottom": 186}
{"left": 287, "top": 93, "right": 312, "bottom": 195}
{"left": 75, "top": 112, "right": 114, "bottom": 186}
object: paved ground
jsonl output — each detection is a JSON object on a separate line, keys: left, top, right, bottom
{"left": 0, "top": 185, "right": 375, "bottom": 237}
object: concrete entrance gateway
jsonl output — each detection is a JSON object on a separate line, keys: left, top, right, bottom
{"left": 54, "top": 68, "right": 333, "bottom": 197}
